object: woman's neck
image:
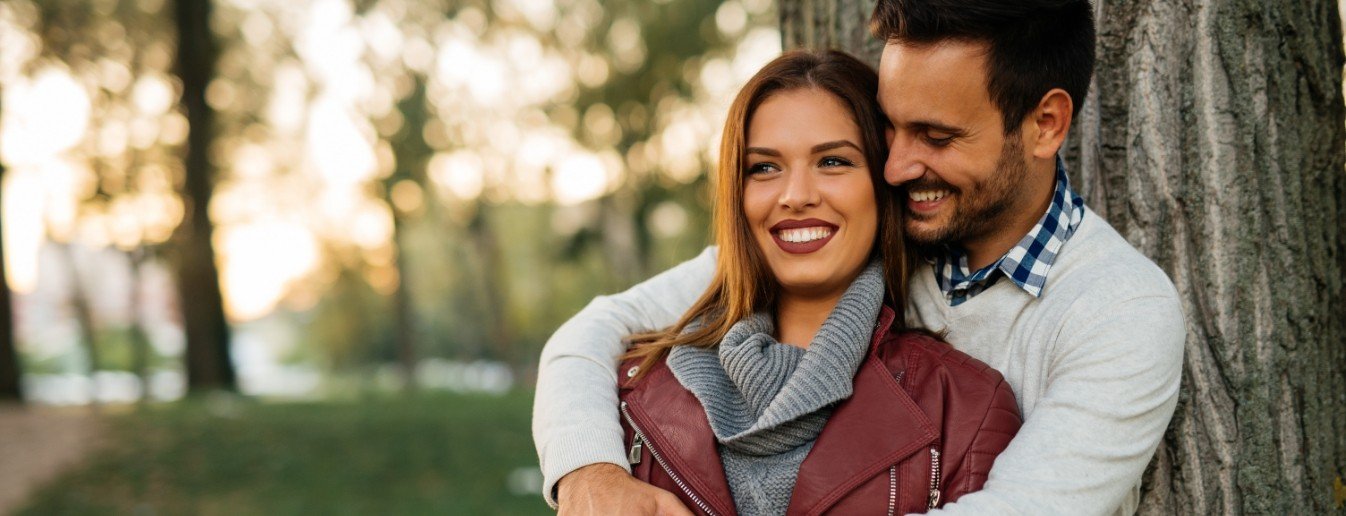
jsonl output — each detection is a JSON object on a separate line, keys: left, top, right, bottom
{"left": 774, "top": 290, "right": 845, "bottom": 349}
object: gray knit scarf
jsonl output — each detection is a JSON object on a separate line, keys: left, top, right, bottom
{"left": 667, "top": 261, "right": 885, "bottom": 515}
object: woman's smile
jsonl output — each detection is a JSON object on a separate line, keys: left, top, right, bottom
{"left": 770, "top": 219, "right": 839, "bottom": 254}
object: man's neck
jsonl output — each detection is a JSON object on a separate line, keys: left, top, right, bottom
{"left": 962, "top": 162, "right": 1057, "bottom": 270}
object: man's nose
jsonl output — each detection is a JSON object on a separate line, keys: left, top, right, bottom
{"left": 883, "top": 136, "right": 925, "bottom": 186}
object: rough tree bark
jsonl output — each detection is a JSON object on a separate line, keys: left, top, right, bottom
{"left": 780, "top": 0, "right": 883, "bottom": 65}
{"left": 1067, "top": 2, "right": 1346, "bottom": 513}
{"left": 780, "top": 0, "right": 1346, "bottom": 513}
{"left": 173, "top": 0, "right": 236, "bottom": 392}
{"left": 0, "top": 160, "right": 22, "bottom": 402}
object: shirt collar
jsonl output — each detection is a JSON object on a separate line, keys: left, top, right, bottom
{"left": 930, "top": 155, "right": 1086, "bottom": 302}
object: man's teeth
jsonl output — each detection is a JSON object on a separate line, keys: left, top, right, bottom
{"left": 778, "top": 227, "right": 833, "bottom": 243}
{"left": 909, "top": 190, "right": 951, "bottom": 202}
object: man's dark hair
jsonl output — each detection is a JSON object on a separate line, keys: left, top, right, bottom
{"left": 870, "top": 0, "right": 1096, "bottom": 134}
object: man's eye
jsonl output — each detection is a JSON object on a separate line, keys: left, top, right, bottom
{"left": 924, "top": 132, "right": 955, "bottom": 147}
{"left": 819, "top": 156, "right": 854, "bottom": 168}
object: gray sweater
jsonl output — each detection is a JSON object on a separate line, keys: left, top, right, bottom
{"left": 667, "top": 262, "right": 884, "bottom": 515}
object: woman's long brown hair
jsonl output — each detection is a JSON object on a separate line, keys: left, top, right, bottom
{"left": 623, "top": 50, "right": 917, "bottom": 379}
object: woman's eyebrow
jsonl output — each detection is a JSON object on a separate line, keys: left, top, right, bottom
{"left": 810, "top": 140, "right": 862, "bottom": 153}
{"left": 746, "top": 147, "right": 782, "bottom": 157}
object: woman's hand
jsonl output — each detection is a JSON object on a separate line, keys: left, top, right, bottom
{"left": 557, "top": 463, "right": 694, "bottom": 516}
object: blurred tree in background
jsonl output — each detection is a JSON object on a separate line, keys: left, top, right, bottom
{"left": 2, "top": 0, "right": 199, "bottom": 402}
{"left": 0, "top": 157, "right": 18, "bottom": 401}
{"left": 174, "top": 0, "right": 237, "bottom": 392}
{"left": 0, "top": 0, "right": 780, "bottom": 401}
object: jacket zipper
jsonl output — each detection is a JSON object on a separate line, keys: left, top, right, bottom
{"left": 928, "top": 447, "right": 942, "bottom": 509}
{"left": 887, "top": 465, "right": 898, "bottom": 516}
{"left": 888, "top": 369, "right": 913, "bottom": 514}
{"left": 620, "top": 401, "right": 721, "bottom": 516}
{"left": 628, "top": 434, "right": 644, "bottom": 464}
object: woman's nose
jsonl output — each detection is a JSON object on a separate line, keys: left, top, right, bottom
{"left": 779, "top": 169, "right": 820, "bottom": 211}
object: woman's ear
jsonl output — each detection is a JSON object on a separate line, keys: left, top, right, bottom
{"left": 1027, "top": 88, "right": 1073, "bottom": 159}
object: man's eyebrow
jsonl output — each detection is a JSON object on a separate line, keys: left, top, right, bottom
{"left": 745, "top": 147, "right": 781, "bottom": 157}
{"left": 811, "top": 140, "right": 863, "bottom": 154}
{"left": 904, "top": 119, "right": 965, "bottom": 135}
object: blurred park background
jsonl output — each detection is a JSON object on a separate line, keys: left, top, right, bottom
{"left": 0, "top": 0, "right": 782, "bottom": 512}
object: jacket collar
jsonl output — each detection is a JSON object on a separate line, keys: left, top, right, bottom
{"left": 622, "top": 306, "right": 936, "bottom": 516}
{"left": 787, "top": 306, "right": 938, "bottom": 514}
{"left": 623, "top": 359, "right": 738, "bottom": 515}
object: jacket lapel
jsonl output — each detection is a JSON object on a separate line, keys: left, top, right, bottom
{"left": 786, "top": 308, "right": 938, "bottom": 515}
{"left": 626, "top": 361, "right": 738, "bottom": 516}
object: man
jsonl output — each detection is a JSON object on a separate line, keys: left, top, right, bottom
{"left": 533, "top": 0, "right": 1185, "bottom": 514}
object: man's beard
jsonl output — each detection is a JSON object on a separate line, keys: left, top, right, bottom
{"left": 904, "top": 136, "right": 1030, "bottom": 250}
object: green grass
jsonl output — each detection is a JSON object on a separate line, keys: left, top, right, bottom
{"left": 19, "top": 392, "right": 550, "bottom": 516}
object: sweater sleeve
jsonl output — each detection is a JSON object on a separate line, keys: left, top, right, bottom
{"left": 920, "top": 293, "right": 1185, "bottom": 516}
{"left": 532, "top": 246, "right": 718, "bottom": 507}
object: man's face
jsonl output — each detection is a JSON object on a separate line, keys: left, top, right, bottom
{"left": 877, "top": 40, "right": 1035, "bottom": 249}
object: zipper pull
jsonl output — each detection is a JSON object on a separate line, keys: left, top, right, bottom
{"left": 928, "top": 447, "right": 942, "bottom": 509}
{"left": 628, "top": 434, "right": 644, "bottom": 465}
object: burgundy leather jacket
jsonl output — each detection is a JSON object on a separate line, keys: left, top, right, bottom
{"left": 617, "top": 306, "right": 1022, "bottom": 515}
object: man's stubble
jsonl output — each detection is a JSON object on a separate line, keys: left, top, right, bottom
{"left": 903, "top": 136, "right": 1031, "bottom": 251}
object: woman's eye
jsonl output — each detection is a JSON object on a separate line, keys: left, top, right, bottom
{"left": 747, "top": 163, "right": 778, "bottom": 175}
{"left": 819, "top": 156, "right": 854, "bottom": 168}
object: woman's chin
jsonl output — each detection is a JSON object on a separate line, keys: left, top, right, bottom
{"left": 775, "top": 274, "right": 847, "bottom": 299}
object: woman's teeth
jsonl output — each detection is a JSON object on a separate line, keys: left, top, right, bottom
{"left": 778, "top": 227, "right": 833, "bottom": 243}
{"left": 909, "top": 190, "right": 951, "bottom": 202}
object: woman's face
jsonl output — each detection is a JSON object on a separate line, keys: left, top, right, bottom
{"left": 743, "top": 87, "right": 878, "bottom": 299}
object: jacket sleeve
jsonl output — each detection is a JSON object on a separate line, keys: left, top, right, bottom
{"left": 943, "top": 377, "right": 1022, "bottom": 503}
{"left": 532, "top": 246, "right": 717, "bottom": 507}
{"left": 920, "top": 293, "right": 1185, "bottom": 516}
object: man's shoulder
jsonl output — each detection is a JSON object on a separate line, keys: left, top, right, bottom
{"left": 1045, "top": 208, "right": 1180, "bottom": 305}
{"left": 1035, "top": 210, "right": 1185, "bottom": 362}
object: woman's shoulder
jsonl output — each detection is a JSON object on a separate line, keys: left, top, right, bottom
{"left": 882, "top": 330, "right": 1007, "bottom": 387}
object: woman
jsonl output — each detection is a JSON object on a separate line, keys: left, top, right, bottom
{"left": 616, "top": 50, "right": 1021, "bottom": 515}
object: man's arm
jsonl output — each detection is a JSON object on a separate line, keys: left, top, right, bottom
{"left": 925, "top": 294, "right": 1186, "bottom": 516}
{"left": 533, "top": 246, "right": 717, "bottom": 508}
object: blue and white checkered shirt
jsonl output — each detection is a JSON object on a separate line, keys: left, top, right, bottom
{"left": 931, "top": 156, "right": 1086, "bottom": 306}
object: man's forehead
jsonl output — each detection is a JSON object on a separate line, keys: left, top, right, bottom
{"left": 877, "top": 41, "right": 992, "bottom": 124}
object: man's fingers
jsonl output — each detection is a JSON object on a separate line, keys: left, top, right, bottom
{"left": 653, "top": 491, "right": 696, "bottom": 516}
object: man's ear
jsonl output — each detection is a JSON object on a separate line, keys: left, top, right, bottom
{"left": 1028, "top": 88, "right": 1073, "bottom": 159}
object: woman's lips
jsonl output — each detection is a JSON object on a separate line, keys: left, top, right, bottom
{"left": 770, "top": 219, "right": 839, "bottom": 255}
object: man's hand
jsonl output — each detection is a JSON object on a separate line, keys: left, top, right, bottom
{"left": 557, "top": 463, "right": 695, "bottom": 516}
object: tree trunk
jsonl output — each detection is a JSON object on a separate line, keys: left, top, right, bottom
{"left": 173, "top": 0, "right": 236, "bottom": 392}
{"left": 779, "top": 0, "right": 883, "bottom": 66}
{"left": 467, "top": 207, "right": 513, "bottom": 363}
{"left": 780, "top": 0, "right": 1346, "bottom": 513}
{"left": 0, "top": 160, "right": 22, "bottom": 402}
{"left": 127, "top": 248, "right": 153, "bottom": 402}
{"left": 385, "top": 77, "right": 434, "bottom": 389}
{"left": 1067, "top": 2, "right": 1346, "bottom": 513}
{"left": 390, "top": 216, "right": 417, "bottom": 390}
{"left": 58, "top": 243, "right": 101, "bottom": 406}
